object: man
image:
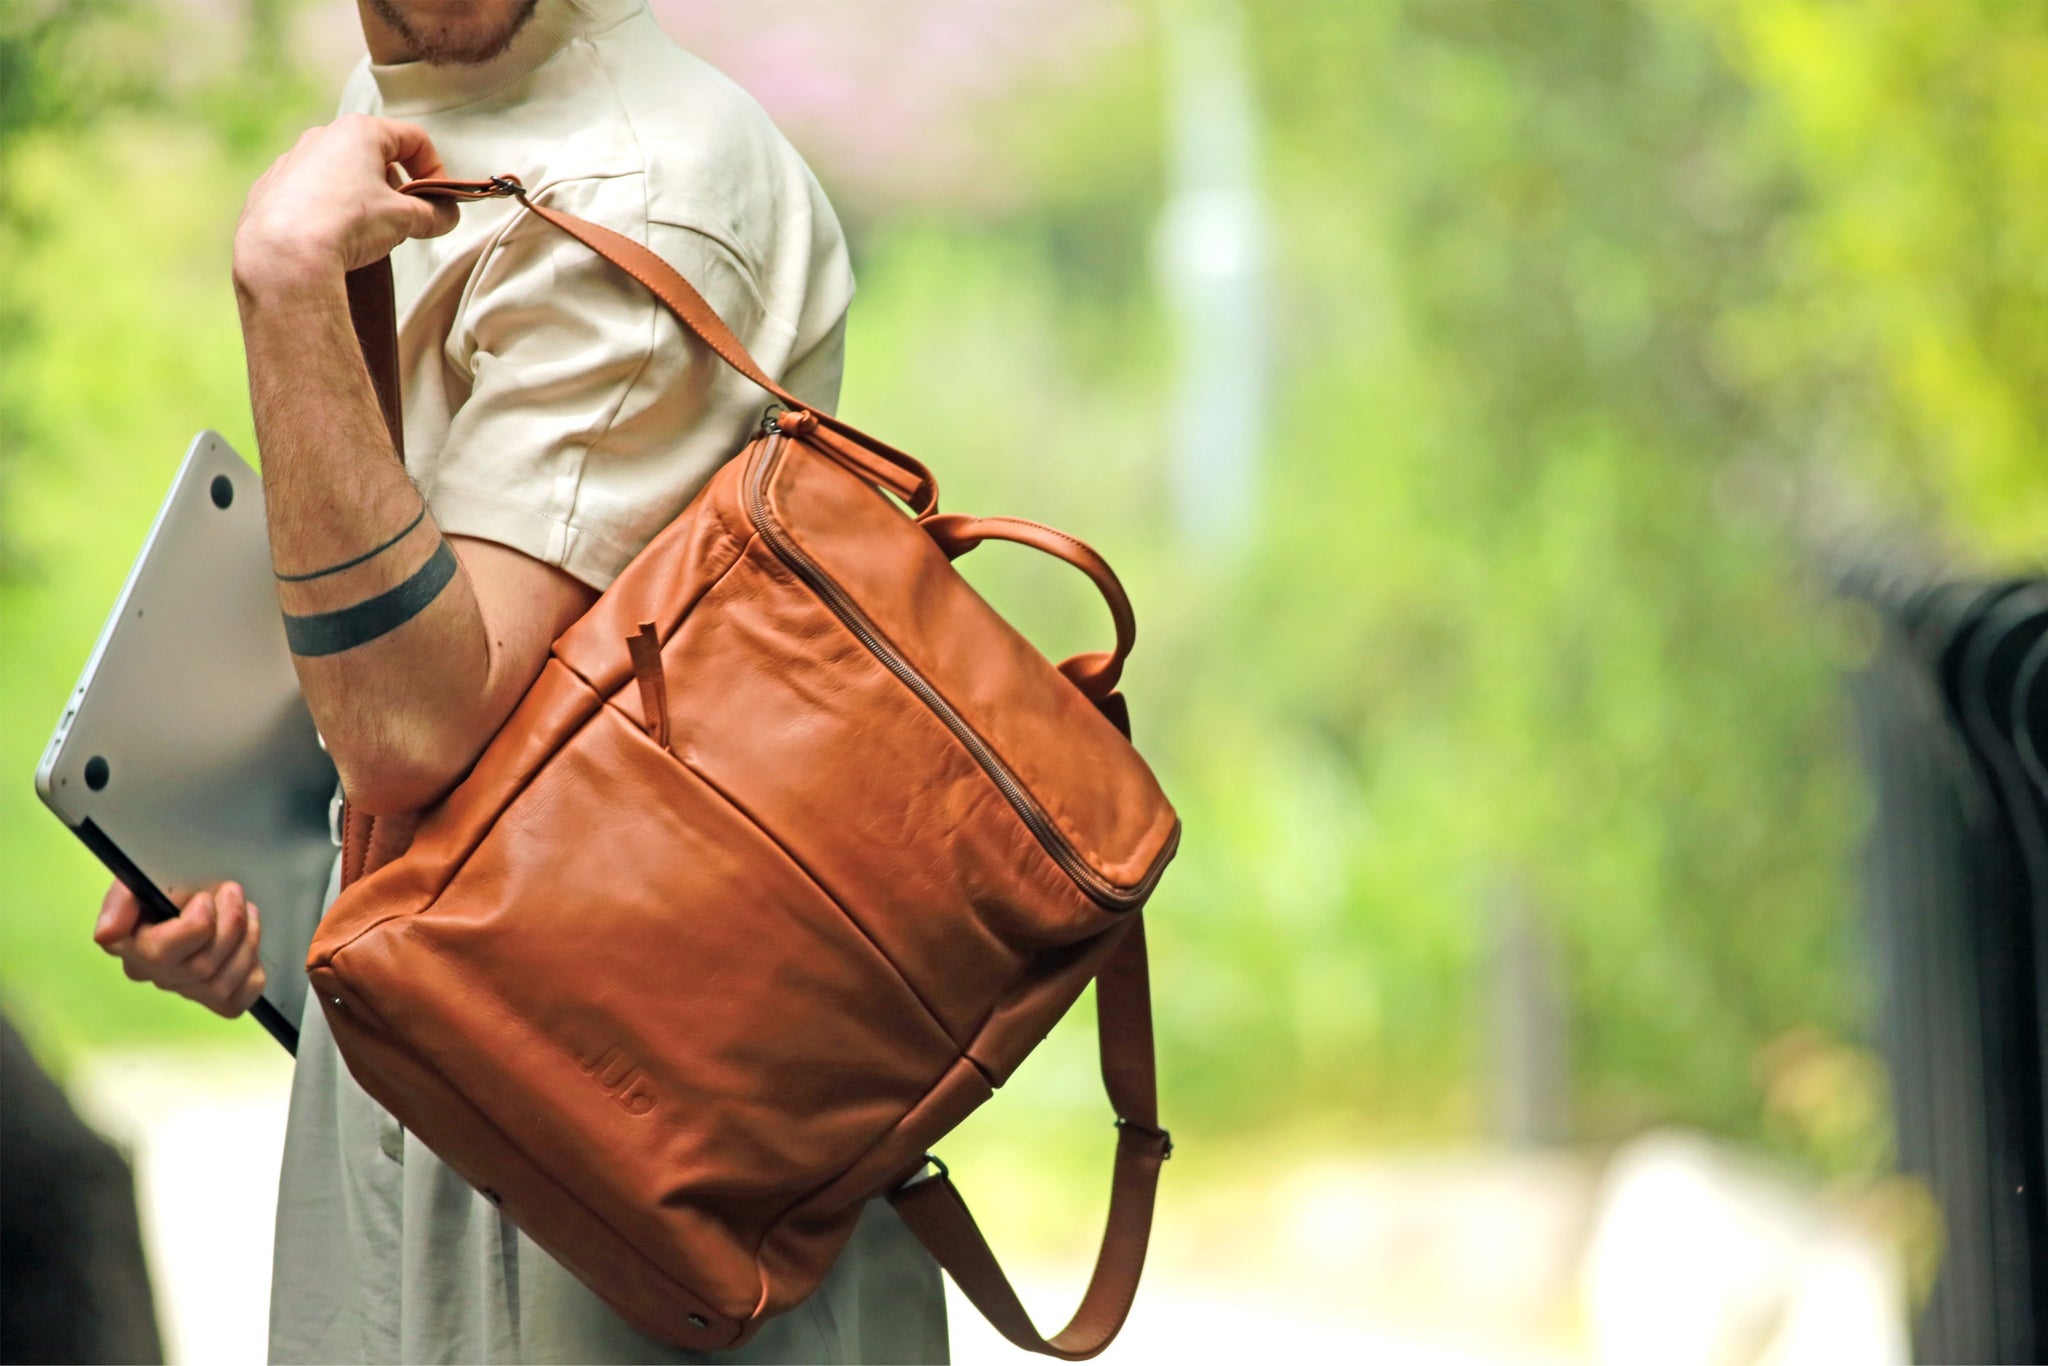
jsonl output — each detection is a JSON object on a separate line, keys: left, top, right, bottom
{"left": 90, "top": 1, "right": 950, "bottom": 1359}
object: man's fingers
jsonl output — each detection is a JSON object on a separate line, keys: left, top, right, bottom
{"left": 94, "top": 881, "right": 141, "bottom": 950}
{"left": 191, "top": 927, "right": 262, "bottom": 1008}
{"left": 228, "top": 963, "right": 270, "bottom": 1018}
{"left": 130, "top": 890, "right": 216, "bottom": 970}
{"left": 400, "top": 191, "right": 461, "bottom": 241}
{"left": 189, "top": 931, "right": 263, "bottom": 1018}
{"left": 370, "top": 116, "right": 447, "bottom": 182}
{"left": 184, "top": 883, "right": 250, "bottom": 980}
{"left": 360, "top": 112, "right": 456, "bottom": 241}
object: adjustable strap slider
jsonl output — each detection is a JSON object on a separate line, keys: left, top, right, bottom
{"left": 886, "top": 1152, "right": 951, "bottom": 1201}
{"left": 1114, "top": 1117, "right": 1173, "bottom": 1160}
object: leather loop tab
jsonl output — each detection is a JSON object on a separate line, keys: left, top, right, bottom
{"left": 804, "top": 423, "right": 935, "bottom": 514}
{"left": 923, "top": 514, "right": 1135, "bottom": 701}
{"left": 339, "top": 800, "right": 420, "bottom": 891}
{"left": 774, "top": 405, "right": 934, "bottom": 512}
{"left": 366, "top": 811, "right": 420, "bottom": 880}
{"left": 339, "top": 800, "right": 374, "bottom": 889}
{"left": 627, "top": 622, "right": 671, "bottom": 750}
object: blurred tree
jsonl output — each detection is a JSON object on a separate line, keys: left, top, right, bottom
{"left": 0, "top": 0, "right": 159, "bottom": 585}
{"left": 1711, "top": 0, "right": 2048, "bottom": 550}
{"left": 3, "top": 0, "right": 2038, "bottom": 1191}
{"left": 0, "top": 0, "right": 328, "bottom": 1061}
{"left": 879, "top": 0, "right": 1967, "bottom": 1172}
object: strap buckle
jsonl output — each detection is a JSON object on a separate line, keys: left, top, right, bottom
{"left": 486, "top": 174, "right": 527, "bottom": 199}
{"left": 1115, "top": 1117, "right": 1173, "bottom": 1160}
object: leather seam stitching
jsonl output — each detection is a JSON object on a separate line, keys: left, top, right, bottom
{"left": 519, "top": 697, "right": 967, "bottom": 1327}
{"left": 328, "top": 936, "right": 736, "bottom": 1331}
{"left": 764, "top": 479, "right": 1142, "bottom": 886}
{"left": 318, "top": 512, "right": 757, "bottom": 958}
{"left": 592, "top": 695, "right": 963, "bottom": 1052}
{"left": 548, "top": 517, "right": 758, "bottom": 697}
{"left": 312, "top": 666, "right": 607, "bottom": 962}
{"left": 740, "top": 1053, "right": 982, "bottom": 1322}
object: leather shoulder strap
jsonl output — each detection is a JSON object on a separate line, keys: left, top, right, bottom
{"left": 343, "top": 256, "right": 405, "bottom": 461}
{"left": 402, "top": 176, "right": 938, "bottom": 513}
{"left": 888, "top": 917, "right": 1169, "bottom": 1361}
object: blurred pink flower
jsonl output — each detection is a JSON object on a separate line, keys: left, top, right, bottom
{"left": 652, "top": 0, "right": 1140, "bottom": 211}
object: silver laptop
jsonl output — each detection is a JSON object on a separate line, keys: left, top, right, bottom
{"left": 35, "top": 431, "right": 341, "bottom": 1052}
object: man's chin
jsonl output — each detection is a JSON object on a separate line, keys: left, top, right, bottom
{"left": 367, "top": 0, "right": 540, "bottom": 67}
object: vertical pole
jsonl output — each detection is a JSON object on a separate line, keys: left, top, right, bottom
{"left": 1489, "top": 875, "right": 1569, "bottom": 1146}
{"left": 1155, "top": 0, "right": 1269, "bottom": 558}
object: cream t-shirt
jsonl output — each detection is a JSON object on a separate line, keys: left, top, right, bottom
{"left": 271, "top": 8, "right": 950, "bottom": 1362}
{"left": 339, "top": 0, "right": 854, "bottom": 589}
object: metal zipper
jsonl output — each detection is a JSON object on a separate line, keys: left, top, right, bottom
{"left": 746, "top": 435, "right": 1170, "bottom": 911}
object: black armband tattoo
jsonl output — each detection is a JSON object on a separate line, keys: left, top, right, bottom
{"left": 274, "top": 502, "right": 428, "bottom": 582}
{"left": 283, "top": 537, "right": 458, "bottom": 657}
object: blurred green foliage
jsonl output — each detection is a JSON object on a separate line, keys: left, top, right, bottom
{"left": 2, "top": 0, "right": 2042, "bottom": 1192}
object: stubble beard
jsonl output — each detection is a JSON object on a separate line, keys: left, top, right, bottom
{"left": 366, "top": 0, "right": 541, "bottom": 66}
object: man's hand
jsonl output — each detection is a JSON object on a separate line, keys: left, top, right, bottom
{"left": 233, "top": 114, "right": 460, "bottom": 290}
{"left": 93, "top": 880, "right": 267, "bottom": 1019}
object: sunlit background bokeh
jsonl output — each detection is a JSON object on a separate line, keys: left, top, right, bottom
{"left": 4, "top": 2, "right": 2045, "bottom": 1362}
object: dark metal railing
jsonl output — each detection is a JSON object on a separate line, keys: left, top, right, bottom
{"left": 1844, "top": 564, "right": 2048, "bottom": 1364}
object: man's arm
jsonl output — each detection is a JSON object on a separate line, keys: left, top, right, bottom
{"left": 234, "top": 115, "right": 596, "bottom": 814}
{"left": 92, "top": 116, "right": 597, "bottom": 1016}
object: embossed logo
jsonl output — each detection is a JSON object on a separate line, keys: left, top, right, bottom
{"left": 576, "top": 1042, "right": 656, "bottom": 1116}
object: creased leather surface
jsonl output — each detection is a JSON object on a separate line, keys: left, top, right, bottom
{"left": 767, "top": 441, "right": 1175, "bottom": 891}
{"left": 317, "top": 190, "right": 1179, "bottom": 1356}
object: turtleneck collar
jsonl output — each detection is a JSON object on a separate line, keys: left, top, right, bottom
{"left": 369, "top": 0, "right": 643, "bottom": 117}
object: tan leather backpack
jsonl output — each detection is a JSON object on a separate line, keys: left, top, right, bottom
{"left": 311, "top": 176, "right": 1179, "bottom": 1358}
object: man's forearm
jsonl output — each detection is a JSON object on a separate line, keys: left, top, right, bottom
{"left": 237, "top": 261, "right": 495, "bottom": 813}
{"left": 229, "top": 116, "right": 598, "bottom": 813}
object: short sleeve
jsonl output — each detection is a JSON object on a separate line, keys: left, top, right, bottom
{"left": 418, "top": 176, "right": 792, "bottom": 590}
